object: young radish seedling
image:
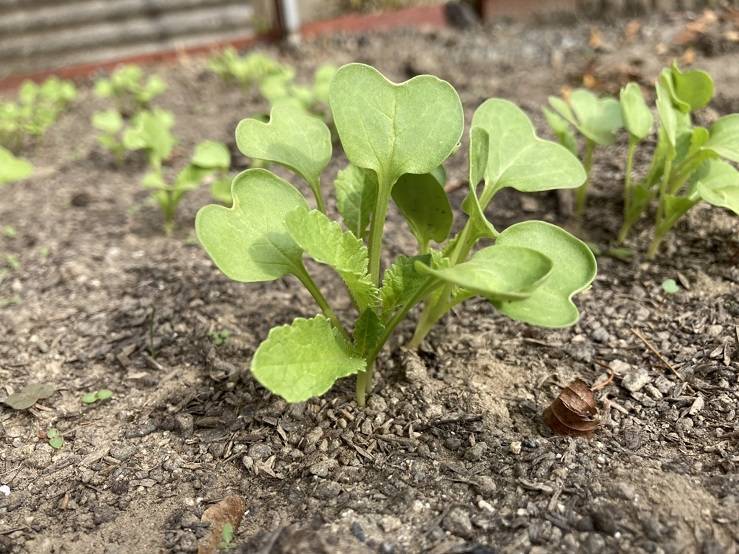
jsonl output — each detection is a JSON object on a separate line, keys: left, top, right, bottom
{"left": 91, "top": 109, "right": 127, "bottom": 165}
{"left": 616, "top": 62, "right": 738, "bottom": 257}
{"left": 208, "top": 49, "right": 292, "bottom": 91}
{"left": 95, "top": 65, "right": 166, "bottom": 113}
{"left": 196, "top": 64, "right": 596, "bottom": 407}
{"left": 0, "top": 146, "right": 32, "bottom": 186}
{"left": 545, "top": 89, "right": 623, "bottom": 217}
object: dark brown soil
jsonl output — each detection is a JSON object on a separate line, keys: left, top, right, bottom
{"left": 1, "top": 11, "right": 737, "bottom": 554}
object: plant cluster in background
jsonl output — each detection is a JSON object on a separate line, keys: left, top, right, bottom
{"left": 545, "top": 62, "right": 739, "bottom": 258}
{"left": 94, "top": 64, "right": 166, "bottom": 114}
{"left": 196, "top": 63, "right": 596, "bottom": 406}
{"left": 208, "top": 48, "right": 337, "bottom": 122}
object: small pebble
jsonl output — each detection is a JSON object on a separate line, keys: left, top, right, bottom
{"left": 510, "top": 441, "right": 522, "bottom": 455}
{"left": 622, "top": 368, "right": 650, "bottom": 392}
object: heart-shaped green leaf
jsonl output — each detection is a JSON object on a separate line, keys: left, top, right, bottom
{"left": 542, "top": 107, "right": 578, "bottom": 155}
{"left": 549, "top": 89, "right": 623, "bottom": 145}
{"left": 620, "top": 83, "right": 653, "bottom": 140}
{"left": 694, "top": 159, "right": 739, "bottom": 215}
{"left": 415, "top": 245, "right": 553, "bottom": 301}
{"left": 329, "top": 63, "right": 464, "bottom": 187}
{"left": 196, "top": 169, "right": 307, "bottom": 283}
{"left": 334, "top": 164, "right": 378, "bottom": 240}
{"left": 392, "top": 171, "right": 453, "bottom": 249}
{"left": 0, "top": 146, "right": 32, "bottom": 186}
{"left": 702, "top": 114, "right": 739, "bottom": 163}
{"left": 472, "top": 99, "right": 585, "bottom": 195}
{"left": 251, "top": 316, "right": 366, "bottom": 403}
{"left": 668, "top": 63, "right": 714, "bottom": 113}
{"left": 192, "top": 140, "right": 230, "bottom": 169}
{"left": 236, "top": 103, "right": 332, "bottom": 207}
{"left": 494, "top": 221, "right": 596, "bottom": 327}
{"left": 285, "top": 207, "right": 378, "bottom": 310}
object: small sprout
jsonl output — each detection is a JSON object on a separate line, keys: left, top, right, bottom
{"left": 91, "top": 109, "right": 127, "bottom": 164}
{"left": 544, "top": 379, "right": 601, "bottom": 437}
{"left": 47, "top": 428, "right": 64, "bottom": 449}
{"left": 4, "top": 254, "right": 20, "bottom": 271}
{"left": 95, "top": 65, "right": 166, "bottom": 112}
{"left": 82, "top": 389, "right": 113, "bottom": 404}
{"left": 208, "top": 329, "right": 231, "bottom": 347}
{"left": 2, "top": 225, "right": 16, "bottom": 238}
{"left": 219, "top": 523, "right": 235, "bottom": 550}
{"left": 661, "top": 278, "right": 679, "bottom": 294}
{"left": 0, "top": 146, "right": 32, "bottom": 186}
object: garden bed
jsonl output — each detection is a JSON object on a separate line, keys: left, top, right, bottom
{"left": 1, "top": 11, "right": 737, "bottom": 554}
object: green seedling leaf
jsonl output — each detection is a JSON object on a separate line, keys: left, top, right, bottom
{"left": 329, "top": 63, "right": 464, "bottom": 187}
{"left": 380, "top": 254, "right": 432, "bottom": 315}
{"left": 210, "top": 176, "right": 233, "bottom": 204}
{"left": 209, "top": 329, "right": 232, "bottom": 346}
{"left": 196, "top": 169, "right": 307, "bottom": 282}
{"left": 462, "top": 127, "right": 497, "bottom": 239}
{"left": 542, "top": 107, "right": 578, "bottom": 155}
{"left": 1, "top": 383, "right": 56, "bottom": 410}
{"left": 91, "top": 109, "right": 123, "bottom": 134}
{"left": 694, "top": 159, "right": 739, "bottom": 215}
{"left": 81, "top": 392, "right": 98, "bottom": 404}
{"left": 702, "top": 114, "right": 739, "bottom": 163}
{"left": 416, "top": 246, "right": 553, "bottom": 301}
{"left": 392, "top": 172, "right": 453, "bottom": 249}
{"left": 47, "top": 429, "right": 64, "bottom": 449}
{"left": 251, "top": 316, "right": 366, "bottom": 403}
{"left": 549, "top": 89, "right": 623, "bottom": 145}
{"left": 620, "top": 83, "right": 653, "bottom": 140}
{"left": 494, "top": 221, "right": 597, "bottom": 327}
{"left": 354, "top": 309, "right": 385, "bottom": 356}
{"left": 472, "top": 99, "right": 585, "bottom": 195}
{"left": 656, "top": 78, "right": 678, "bottom": 150}
{"left": 285, "top": 207, "right": 378, "bottom": 310}
{"left": 2, "top": 225, "right": 16, "bottom": 238}
{"left": 96, "top": 389, "right": 113, "bottom": 401}
{"left": 661, "top": 278, "right": 679, "bottom": 294}
{"left": 123, "top": 109, "right": 176, "bottom": 163}
{"left": 192, "top": 140, "right": 230, "bottom": 169}
{"left": 668, "top": 62, "right": 714, "bottom": 112}
{"left": 236, "top": 103, "right": 331, "bottom": 206}
{"left": 0, "top": 146, "right": 32, "bottom": 185}
{"left": 334, "top": 164, "right": 378, "bottom": 239}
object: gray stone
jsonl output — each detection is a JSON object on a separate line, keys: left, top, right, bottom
{"left": 622, "top": 367, "right": 650, "bottom": 392}
{"left": 465, "top": 441, "right": 487, "bottom": 461}
{"left": 443, "top": 506, "right": 473, "bottom": 538}
{"left": 247, "top": 442, "right": 272, "bottom": 461}
{"left": 309, "top": 457, "right": 338, "bottom": 478}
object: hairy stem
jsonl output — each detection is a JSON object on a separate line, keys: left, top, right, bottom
{"left": 575, "top": 140, "right": 596, "bottom": 218}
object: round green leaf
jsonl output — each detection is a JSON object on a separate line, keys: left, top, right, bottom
{"left": 91, "top": 109, "right": 124, "bottom": 134}
{"left": 0, "top": 146, "right": 33, "bottom": 186}
{"left": 415, "top": 245, "right": 553, "bottom": 301}
{"left": 703, "top": 114, "right": 739, "bottom": 163}
{"left": 549, "top": 89, "right": 623, "bottom": 145}
{"left": 694, "top": 159, "right": 739, "bottom": 215}
{"left": 669, "top": 63, "right": 714, "bottom": 112}
{"left": 619, "top": 83, "right": 653, "bottom": 140}
{"left": 472, "top": 99, "right": 586, "bottom": 193}
{"left": 236, "top": 102, "right": 331, "bottom": 192}
{"left": 196, "top": 169, "right": 308, "bottom": 283}
{"left": 494, "top": 221, "right": 596, "bottom": 327}
{"left": 96, "top": 389, "right": 113, "bottom": 401}
{"left": 191, "top": 140, "right": 230, "bottom": 169}
{"left": 251, "top": 316, "right": 366, "bottom": 403}
{"left": 329, "top": 63, "right": 464, "bottom": 187}
{"left": 392, "top": 172, "right": 453, "bottom": 247}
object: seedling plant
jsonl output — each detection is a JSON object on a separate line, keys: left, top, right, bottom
{"left": 196, "top": 63, "right": 596, "bottom": 406}
{"left": 0, "top": 146, "right": 32, "bottom": 186}
{"left": 208, "top": 49, "right": 292, "bottom": 91}
{"left": 95, "top": 65, "right": 166, "bottom": 113}
{"left": 0, "top": 77, "right": 77, "bottom": 151}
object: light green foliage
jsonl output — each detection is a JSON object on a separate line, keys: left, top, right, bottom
{"left": 0, "top": 146, "right": 32, "bottom": 186}
{"left": 208, "top": 329, "right": 231, "bottom": 346}
{"left": 285, "top": 207, "right": 378, "bottom": 310}
{"left": 91, "top": 109, "right": 126, "bottom": 163}
{"left": 197, "top": 63, "right": 594, "bottom": 406}
{"left": 94, "top": 65, "right": 166, "bottom": 111}
{"left": 334, "top": 164, "right": 377, "bottom": 240}
{"left": 236, "top": 103, "right": 331, "bottom": 211}
{"left": 123, "top": 108, "right": 176, "bottom": 167}
{"left": 546, "top": 89, "right": 622, "bottom": 216}
{"left": 543, "top": 107, "right": 578, "bottom": 155}
{"left": 209, "top": 49, "right": 292, "bottom": 89}
{"left": 612, "top": 62, "right": 738, "bottom": 258}
{"left": 620, "top": 83, "right": 653, "bottom": 141}
{"left": 81, "top": 389, "right": 113, "bottom": 404}
{"left": 661, "top": 278, "right": 679, "bottom": 294}
{"left": 0, "top": 77, "right": 76, "bottom": 149}
{"left": 47, "top": 428, "right": 64, "bottom": 449}
{"left": 260, "top": 64, "right": 338, "bottom": 119}
{"left": 251, "top": 316, "right": 366, "bottom": 403}
{"left": 143, "top": 140, "right": 231, "bottom": 233}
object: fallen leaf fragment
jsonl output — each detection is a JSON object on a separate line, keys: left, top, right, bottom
{"left": 544, "top": 379, "right": 601, "bottom": 438}
{"left": 198, "top": 495, "right": 246, "bottom": 554}
{"left": 1, "top": 383, "right": 56, "bottom": 410}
